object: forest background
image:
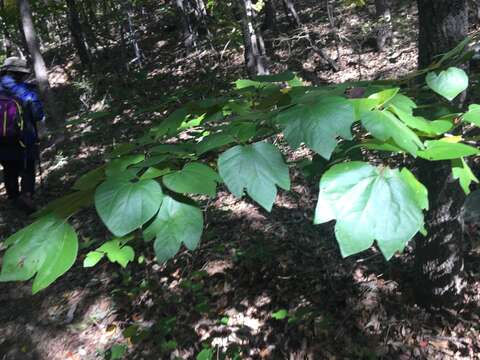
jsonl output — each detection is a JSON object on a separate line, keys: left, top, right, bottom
{"left": 0, "top": 0, "right": 480, "bottom": 359}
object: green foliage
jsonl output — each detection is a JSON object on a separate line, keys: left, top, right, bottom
{"left": 0, "top": 216, "right": 78, "bottom": 294}
{"left": 95, "top": 178, "right": 164, "bottom": 237}
{"left": 84, "top": 237, "right": 135, "bottom": 268}
{"left": 1, "top": 67, "right": 479, "bottom": 293}
{"left": 143, "top": 196, "right": 203, "bottom": 262}
{"left": 218, "top": 141, "right": 290, "bottom": 211}
{"left": 314, "top": 162, "right": 427, "bottom": 259}
{"left": 426, "top": 67, "right": 469, "bottom": 101}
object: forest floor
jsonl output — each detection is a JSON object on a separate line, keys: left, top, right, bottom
{"left": 1, "top": 1, "right": 480, "bottom": 359}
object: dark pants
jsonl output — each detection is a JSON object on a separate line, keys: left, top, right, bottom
{"left": 1, "top": 157, "right": 36, "bottom": 199}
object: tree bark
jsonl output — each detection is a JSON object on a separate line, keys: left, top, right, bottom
{"left": 282, "top": 0, "right": 301, "bottom": 28}
{"left": 17, "top": 0, "right": 64, "bottom": 132}
{"left": 65, "top": 0, "right": 91, "bottom": 69}
{"left": 417, "top": 0, "right": 468, "bottom": 68}
{"left": 239, "top": 0, "right": 269, "bottom": 77}
{"left": 414, "top": 164, "right": 466, "bottom": 308}
{"left": 414, "top": 0, "right": 469, "bottom": 308}
{"left": 262, "top": 0, "right": 278, "bottom": 31}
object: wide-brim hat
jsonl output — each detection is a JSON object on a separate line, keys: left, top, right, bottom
{"left": 0, "top": 57, "right": 31, "bottom": 74}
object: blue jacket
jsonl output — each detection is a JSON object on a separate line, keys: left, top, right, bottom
{"left": 0, "top": 75, "right": 45, "bottom": 160}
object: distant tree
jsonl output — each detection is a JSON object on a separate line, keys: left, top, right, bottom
{"left": 65, "top": 0, "right": 91, "bottom": 69}
{"left": 239, "top": 0, "right": 269, "bottom": 76}
{"left": 17, "top": 0, "right": 64, "bottom": 132}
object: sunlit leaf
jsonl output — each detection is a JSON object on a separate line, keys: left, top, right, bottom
{"left": 362, "top": 110, "right": 423, "bottom": 155}
{"left": 0, "top": 215, "right": 78, "bottom": 294}
{"left": 463, "top": 104, "right": 480, "bottom": 126}
{"left": 314, "top": 162, "right": 426, "bottom": 259}
{"left": 418, "top": 140, "right": 479, "bottom": 160}
{"left": 426, "top": 67, "right": 468, "bottom": 101}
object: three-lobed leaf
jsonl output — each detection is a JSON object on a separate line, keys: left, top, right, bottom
{"left": 143, "top": 196, "right": 203, "bottom": 263}
{"left": 314, "top": 162, "right": 427, "bottom": 260}
{"left": 276, "top": 97, "right": 355, "bottom": 160}
{"left": 218, "top": 141, "right": 290, "bottom": 211}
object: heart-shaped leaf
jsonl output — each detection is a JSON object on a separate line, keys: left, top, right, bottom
{"left": 426, "top": 67, "right": 468, "bottom": 101}
{"left": 0, "top": 215, "right": 78, "bottom": 294}
{"left": 95, "top": 178, "right": 164, "bottom": 236}
{"left": 218, "top": 141, "right": 290, "bottom": 211}
{"left": 314, "top": 162, "right": 427, "bottom": 259}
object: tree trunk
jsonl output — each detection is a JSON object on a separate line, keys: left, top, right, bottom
{"left": 414, "top": 164, "right": 466, "bottom": 308}
{"left": 262, "top": 0, "right": 278, "bottom": 31}
{"left": 282, "top": 0, "right": 301, "bottom": 28}
{"left": 240, "top": 0, "right": 269, "bottom": 77}
{"left": 17, "top": 0, "right": 64, "bottom": 132}
{"left": 417, "top": 0, "right": 468, "bottom": 68}
{"left": 65, "top": 0, "right": 91, "bottom": 69}
{"left": 176, "top": 0, "right": 197, "bottom": 53}
{"left": 414, "top": 0, "right": 469, "bottom": 308}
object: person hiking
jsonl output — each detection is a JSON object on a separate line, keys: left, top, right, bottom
{"left": 0, "top": 57, "right": 46, "bottom": 214}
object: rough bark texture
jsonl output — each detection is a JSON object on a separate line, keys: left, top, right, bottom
{"left": 417, "top": 0, "right": 468, "bottom": 68}
{"left": 414, "top": 164, "right": 466, "bottom": 308}
{"left": 415, "top": 0, "right": 469, "bottom": 309}
{"left": 65, "top": 0, "right": 91, "bottom": 69}
{"left": 240, "top": 0, "right": 269, "bottom": 77}
{"left": 262, "top": 0, "right": 278, "bottom": 31}
{"left": 18, "top": 0, "right": 64, "bottom": 132}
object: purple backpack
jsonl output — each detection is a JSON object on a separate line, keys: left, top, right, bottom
{"left": 0, "top": 95, "right": 24, "bottom": 146}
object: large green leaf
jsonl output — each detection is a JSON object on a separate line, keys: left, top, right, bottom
{"left": 362, "top": 110, "right": 423, "bottom": 155}
{"left": 163, "top": 162, "right": 220, "bottom": 196}
{"left": 426, "top": 67, "right": 468, "bottom": 101}
{"left": 314, "top": 162, "right": 426, "bottom": 259}
{"left": 463, "top": 104, "right": 480, "bottom": 126}
{"left": 452, "top": 158, "right": 479, "bottom": 195}
{"left": 276, "top": 97, "right": 355, "bottom": 159}
{"left": 143, "top": 196, "right": 203, "bottom": 262}
{"left": 417, "top": 140, "right": 480, "bottom": 160}
{"left": 218, "top": 141, "right": 290, "bottom": 211}
{"left": 0, "top": 215, "right": 78, "bottom": 294}
{"left": 95, "top": 178, "right": 164, "bottom": 237}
